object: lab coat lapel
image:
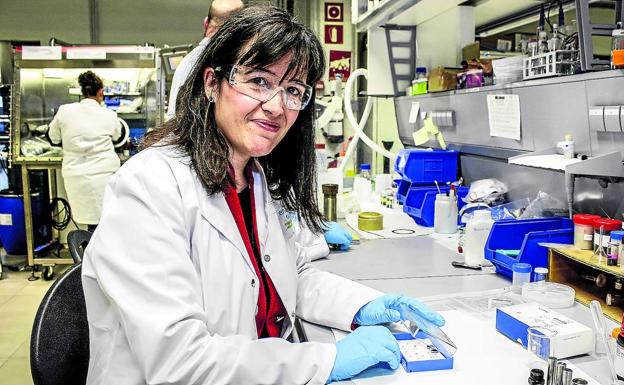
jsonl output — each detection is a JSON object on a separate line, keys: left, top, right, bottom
{"left": 251, "top": 161, "right": 269, "bottom": 249}
{"left": 251, "top": 160, "right": 297, "bottom": 319}
{"left": 198, "top": 189, "right": 253, "bottom": 271}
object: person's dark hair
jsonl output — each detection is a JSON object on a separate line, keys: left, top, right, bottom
{"left": 78, "top": 71, "right": 103, "bottom": 97}
{"left": 143, "top": 6, "right": 326, "bottom": 232}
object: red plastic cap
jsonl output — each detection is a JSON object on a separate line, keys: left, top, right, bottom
{"left": 314, "top": 143, "right": 326, "bottom": 149}
{"left": 573, "top": 214, "right": 602, "bottom": 226}
{"left": 593, "top": 218, "right": 622, "bottom": 231}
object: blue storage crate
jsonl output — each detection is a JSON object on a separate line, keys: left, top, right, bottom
{"left": 484, "top": 217, "right": 573, "bottom": 279}
{"left": 394, "top": 149, "right": 458, "bottom": 185}
{"left": 403, "top": 186, "right": 469, "bottom": 227}
{"left": 129, "top": 127, "right": 146, "bottom": 140}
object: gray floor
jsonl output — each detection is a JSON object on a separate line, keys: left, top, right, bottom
{"left": 0, "top": 264, "right": 61, "bottom": 385}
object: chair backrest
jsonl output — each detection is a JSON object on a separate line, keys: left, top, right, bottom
{"left": 67, "top": 230, "right": 92, "bottom": 264}
{"left": 31, "top": 263, "right": 89, "bottom": 385}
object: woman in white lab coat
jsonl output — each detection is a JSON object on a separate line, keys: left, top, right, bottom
{"left": 82, "top": 6, "right": 444, "bottom": 385}
{"left": 48, "top": 71, "right": 125, "bottom": 231}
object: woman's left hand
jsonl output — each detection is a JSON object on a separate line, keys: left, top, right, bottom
{"left": 353, "top": 294, "right": 445, "bottom": 326}
{"left": 323, "top": 222, "right": 352, "bottom": 251}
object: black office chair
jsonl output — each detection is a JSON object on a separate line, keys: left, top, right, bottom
{"left": 31, "top": 263, "right": 89, "bottom": 385}
{"left": 66, "top": 230, "right": 92, "bottom": 264}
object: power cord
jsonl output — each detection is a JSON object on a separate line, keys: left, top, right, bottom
{"left": 49, "top": 197, "right": 75, "bottom": 230}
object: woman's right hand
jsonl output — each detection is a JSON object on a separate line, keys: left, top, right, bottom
{"left": 327, "top": 325, "right": 401, "bottom": 383}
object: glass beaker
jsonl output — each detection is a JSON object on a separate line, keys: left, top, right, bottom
{"left": 527, "top": 326, "right": 557, "bottom": 361}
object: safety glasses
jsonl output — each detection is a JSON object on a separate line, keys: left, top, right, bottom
{"left": 220, "top": 64, "right": 313, "bottom": 111}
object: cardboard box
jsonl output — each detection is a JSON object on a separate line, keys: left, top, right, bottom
{"left": 495, "top": 302, "right": 594, "bottom": 358}
{"left": 427, "top": 67, "right": 459, "bottom": 92}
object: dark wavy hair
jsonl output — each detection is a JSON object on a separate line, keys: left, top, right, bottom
{"left": 143, "top": 6, "right": 326, "bottom": 232}
{"left": 78, "top": 71, "right": 103, "bottom": 97}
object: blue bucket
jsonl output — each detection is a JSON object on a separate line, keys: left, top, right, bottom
{"left": 0, "top": 191, "right": 46, "bottom": 255}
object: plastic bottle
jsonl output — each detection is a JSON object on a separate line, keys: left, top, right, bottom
{"left": 353, "top": 163, "right": 373, "bottom": 202}
{"left": 434, "top": 192, "right": 458, "bottom": 234}
{"left": 512, "top": 262, "right": 532, "bottom": 293}
{"left": 464, "top": 210, "right": 494, "bottom": 266}
{"left": 314, "top": 143, "right": 329, "bottom": 173}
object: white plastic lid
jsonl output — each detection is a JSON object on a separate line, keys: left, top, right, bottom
{"left": 473, "top": 210, "right": 491, "bottom": 219}
{"left": 521, "top": 282, "right": 575, "bottom": 308}
{"left": 534, "top": 267, "right": 549, "bottom": 274}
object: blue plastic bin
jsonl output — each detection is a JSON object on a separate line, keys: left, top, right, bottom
{"left": 403, "top": 186, "right": 469, "bottom": 227}
{"left": 484, "top": 217, "right": 573, "bottom": 279}
{"left": 0, "top": 191, "right": 47, "bottom": 255}
{"left": 129, "top": 127, "right": 146, "bottom": 140}
{"left": 395, "top": 149, "right": 458, "bottom": 185}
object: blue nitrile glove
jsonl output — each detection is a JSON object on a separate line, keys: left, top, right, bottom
{"left": 353, "top": 294, "right": 445, "bottom": 327}
{"left": 328, "top": 326, "right": 401, "bottom": 383}
{"left": 323, "top": 221, "right": 353, "bottom": 251}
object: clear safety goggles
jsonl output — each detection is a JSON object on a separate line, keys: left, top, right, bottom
{"left": 220, "top": 64, "right": 313, "bottom": 111}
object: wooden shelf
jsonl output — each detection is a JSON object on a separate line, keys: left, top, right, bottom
{"left": 553, "top": 248, "right": 624, "bottom": 278}
{"left": 549, "top": 248, "right": 624, "bottom": 322}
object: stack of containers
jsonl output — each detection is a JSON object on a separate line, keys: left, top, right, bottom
{"left": 393, "top": 149, "right": 462, "bottom": 228}
{"left": 573, "top": 214, "right": 601, "bottom": 250}
{"left": 593, "top": 218, "right": 622, "bottom": 257}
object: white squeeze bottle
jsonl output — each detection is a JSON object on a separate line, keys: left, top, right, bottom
{"left": 464, "top": 210, "right": 494, "bottom": 266}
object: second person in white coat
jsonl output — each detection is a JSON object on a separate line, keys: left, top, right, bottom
{"left": 48, "top": 71, "right": 125, "bottom": 231}
{"left": 82, "top": 6, "right": 444, "bottom": 384}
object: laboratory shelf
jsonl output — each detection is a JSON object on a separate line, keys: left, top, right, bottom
{"left": 508, "top": 147, "right": 624, "bottom": 178}
{"left": 548, "top": 247, "right": 624, "bottom": 322}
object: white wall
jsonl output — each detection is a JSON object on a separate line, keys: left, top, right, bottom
{"left": 0, "top": 0, "right": 210, "bottom": 47}
{"left": 416, "top": 6, "right": 475, "bottom": 68}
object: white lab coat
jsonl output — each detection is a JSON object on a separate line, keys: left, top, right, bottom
{"left": 82, "top": 146, "right": 382, "bottom": 385}
{"left": 48, "top": 98, "right": 122, "bottom": 224}
{"left": 166, "top": 37, "right": 210, "bottom": 120}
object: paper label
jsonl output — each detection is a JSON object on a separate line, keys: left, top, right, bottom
{"left": 66, "top": 48, "right": 107, "bottom": 60}
{"left": 408, "top": 102, "right": 420, "bottom": 124}
{"left": 0, "top": 213, "right": 12, "bottom": 226}
{"left": 487, "top": 94, "right": 521, "bottom": 140}
{"left": 583, "top": 234, "right": 593, "bottom": 241}
{"left": 594, "top": 234, "right": 610, "bottom": 246}
{"left": 22, "top": 46, "right": 62, "bottom": 60}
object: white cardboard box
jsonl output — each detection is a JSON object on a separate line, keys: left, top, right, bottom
{"left": 495, "top": 302, "right": 594, "bottom": 358}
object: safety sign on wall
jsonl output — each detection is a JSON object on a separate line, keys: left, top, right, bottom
{"left": 324, "top": 3, "right": 344, "bottom": 22}
{"left": 324, "top": 25, "right": 344, "bottom": 45}
{"left": 329, "top": 50, "right": 351, "bottom": 80}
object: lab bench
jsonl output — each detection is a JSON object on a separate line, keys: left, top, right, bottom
{"left": 308, "top": 233, "right": 616, "bottom": 385}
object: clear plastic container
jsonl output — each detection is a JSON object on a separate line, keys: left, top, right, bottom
{"left": 527, "top": 326, "right": 557, "bottom": 360}
{"left": 434, "top": 194, "right": 458, "bottom": 234}
{"left": 593, "top": 218, "right": 622, "bottom": 256}
{"left": 609, "top": 231, "right": 624, "bottom": 267}
{"left": 522, "top": 281, "right": 575, "bottom": 308}
{"left": 573, "top": 214, "right": 601, "bottom": 250}
{"left": 353, "top": 163, "right": 373, "bottom": 202}
{"left": 534, "top": 267, "right": 548, "bottom": 282}
{"left": 464, "top": 210, "right": 494, "bottom": 266}
{"left": 512, "top": 262, "right": 532, "bottom": 293}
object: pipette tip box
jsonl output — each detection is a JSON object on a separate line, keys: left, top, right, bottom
{"left": 495, "top": 302, "right": 593, "bottom": 358}
{"left": 393, "top": 331, "right": 454, "bottom": 372}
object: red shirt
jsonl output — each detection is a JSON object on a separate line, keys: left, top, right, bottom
{"left": 223, "top": 170, "right": 287, "bottom": 338}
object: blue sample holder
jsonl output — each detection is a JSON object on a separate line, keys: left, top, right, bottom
{"left": 403, "top": 186, "right": 469, "bottom": 227}
{"left": 394, "top": 149, "right": 458, "bottom": 204}
{"left": 393, "top": 331, "right": 454, "bottom": 373}
{"left": 484, "top": 217, "right": 573, "bottom": 279}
